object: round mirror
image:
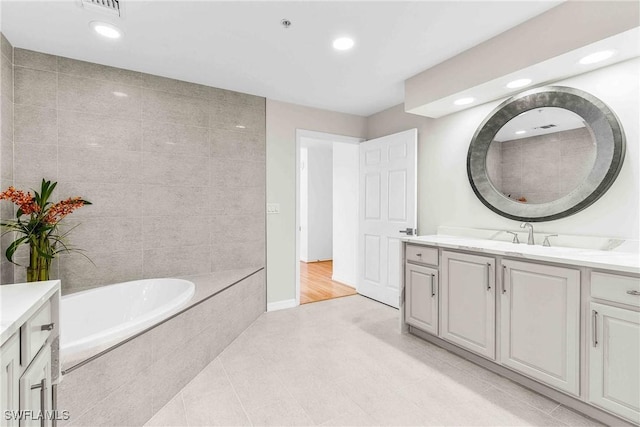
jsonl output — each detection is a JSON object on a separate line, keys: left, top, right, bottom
{"left": 467, "top": 86, "right": 625, "bottom": 222}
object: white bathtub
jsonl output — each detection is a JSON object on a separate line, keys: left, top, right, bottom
{"left": 61, "top": 278, "right": 195, "bottom": 367}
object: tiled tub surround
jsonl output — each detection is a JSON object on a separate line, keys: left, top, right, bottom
{"left": 61, "top": 277, "right": 195, "bottom": 368}
{"left": 0, "top": 34, "right": 14, "bottom": 285}
{"left": 3, "top": 45, "right": 265, "bottom": 293}
{"left": 57, "top": 268, "right": 265, "bottom": 426}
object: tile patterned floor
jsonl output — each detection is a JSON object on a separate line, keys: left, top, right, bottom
{"left": 145, "top": 295, "right": 604, "bottom": 427}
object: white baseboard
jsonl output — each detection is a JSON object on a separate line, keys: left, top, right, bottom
{"left": 331, "top": 275, "right": 356, "bottom": 288}
{"left": 267, "top": 298, "right": 298, "bottom": 312}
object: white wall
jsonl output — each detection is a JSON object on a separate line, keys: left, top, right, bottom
{"left": 369, "top": 58, "right": 640, "bottom": 240}
{"left": 266, "top": 100, "right": 367, "bottom": 304}
{"left": 300, "top": 141, "right": 333, "bottom": 262}
{"left": 332, "top": 142, "right": 359, "bottom": 287}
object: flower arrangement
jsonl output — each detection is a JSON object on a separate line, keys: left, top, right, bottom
{"left": 0, "top": 179, "right": 91, "bottom": 282}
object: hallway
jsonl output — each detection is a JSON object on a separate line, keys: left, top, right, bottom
{"left": 300, "top": 261, "right": 357, "bottom": 304}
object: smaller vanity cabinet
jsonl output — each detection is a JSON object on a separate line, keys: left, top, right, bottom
{"left": 1, "top": 334, "right": 21, "bottom": 427}
{"left": 405, "top": 245, "right": 439, "bottom": 335}
{"left": 440, "top": 251, "right": 496, "bottom": 359}
{"left": 588, "top": 272, "right": 640, "bottom": 424}
{"left": 0, "top": 281, "right": 60, "bottom": 427}
{"left": 500, "top": 260, "right": 580, "bottom": 396}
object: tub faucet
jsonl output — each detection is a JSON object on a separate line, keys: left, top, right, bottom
{"left": 520, "top": 222, "right": 535, "bottom": 245}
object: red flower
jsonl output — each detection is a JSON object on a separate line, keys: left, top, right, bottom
{"left": 0, "top": 186, "right": 40, "bottom": 215}
{"left": 44, "top": 197, "right": 86, "bottom": 224}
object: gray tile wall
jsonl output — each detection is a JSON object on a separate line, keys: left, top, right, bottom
{"left": 0, "top": 34, "right": 14, "bottom": 285}
{"left": 4, "top": 47, "right": 265, "bottom": 293}
{"left": 487, "top": 127, "right": 596, "bottom": 204}
{"left": 57, "top": 270, "right": 266, "bottom": 426}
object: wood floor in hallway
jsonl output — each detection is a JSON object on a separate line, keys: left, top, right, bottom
{"left": 300, "top": 260, "right": 357, "bottom": 304}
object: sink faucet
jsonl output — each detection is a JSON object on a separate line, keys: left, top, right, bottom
{"left": 520, "top": 222, "right": 535, "bottom": 245}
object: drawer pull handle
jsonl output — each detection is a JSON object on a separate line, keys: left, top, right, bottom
{"left": 40, "top": 323, "right": 55, "bottom": 331}
{"left": 416, "top": 253, "right": 422, "bottom": 257}
{"left": 626, "top": 290, "right": 640, "bottom": 296}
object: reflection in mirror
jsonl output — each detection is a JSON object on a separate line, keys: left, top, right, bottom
{"left": 486, "top": 107, "right": 596, "bottom": 204}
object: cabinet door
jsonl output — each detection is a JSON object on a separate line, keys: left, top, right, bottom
{"left": 589, "top": 302, "right": 640, "bottom": 424}
{"left": 1, "top": 334, "right": 20, "bottom": 427}
{"left": 500, "top": 260, "right": 580, "bottom": 395}
{"left": 19, "top": 345, "right": 52, "bottom": 427}
{"left": 441, "top": 251, "right": 495, "bottom": 359}
{"left": 405, "top": 263, "right": 438, "bottom": 335}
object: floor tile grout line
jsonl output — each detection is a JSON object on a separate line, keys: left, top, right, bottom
{"left": 179, "top": 392, "right": 190, "bottom": 427}
{"left": 219, "top": 357, "right": 254, "bottom": 427}
{"left": 452, "top": 356, "right": 567, "bottom": 417}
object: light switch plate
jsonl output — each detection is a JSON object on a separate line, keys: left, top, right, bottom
{"left": 266, "top": 203, "right": 280, "bottom": 214}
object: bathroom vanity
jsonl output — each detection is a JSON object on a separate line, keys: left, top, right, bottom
{"left": 401, "top": 234, "right": 640, "bottom": 426}
{"left": 0, "top": 281, "right": 61, "bottom": 427}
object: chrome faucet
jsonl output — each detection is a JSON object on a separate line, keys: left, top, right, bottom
{"left": 520, "top": 222, "right": 535, "bottom": 245}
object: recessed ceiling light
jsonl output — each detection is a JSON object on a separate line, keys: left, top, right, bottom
{"left": 506, "top": 78, "right": 532, "bottom": 89}
{"left": 515, "top": 130, "right": 527, "bottom": 135}
{"left": 453, "top": 97, "right": 475, "bottom": 106}
{"left": 579, "top": 50, "right": 615, "bottom": 65}
{"left": 333, "top": 37, "right": 354, "bottom": 51}
{"left": 112, "top": 91, "right": 128, "bottom": 97}
{"left": 90, "top": 21, "right": 122, "bottom": 39}
{"left": 235, "top": 125, "right": 246, "bottom": 129}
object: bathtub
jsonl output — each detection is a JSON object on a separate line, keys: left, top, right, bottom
{"left": 61, "top": 278, "right": 195, "bottom": 367}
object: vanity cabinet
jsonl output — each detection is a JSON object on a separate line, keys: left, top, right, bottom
{"left": 0, "top": 281, "right": 60, "bottom": 427}
{"left": 588, "top": 272, "right": 640, "bottom": 424}
{"left": 405, "top": 263, "right": 439, "bottom": 335}
{"left": 500, "top": 259, "right": 580, "bottom": 396}
{"left": 1, "top": 334, "right": 21, "bottom": 427}
{"left": 402, "top": 237, "right": 640, "bottom": 425}
{"left": 440, "top": 251, "right": 495, "bottom": 359}
{"left": 405, "top": 245, "right": 439, "bottom": 335}
{"left": 19, "top": 345, "right": 52, "bottom": 427}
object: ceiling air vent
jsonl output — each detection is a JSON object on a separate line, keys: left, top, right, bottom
{"left": 536, "top": 124, "right": 557, "bottom": 130}
{"left": 81, "top": 0, "right": 121, "bottom": 17}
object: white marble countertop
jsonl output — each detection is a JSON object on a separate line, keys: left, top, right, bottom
{"left": 0, "top": 280, "right": 61, "bottom": 344}
{"left": 404, "top": 235, "right": 640, "bottom": 275}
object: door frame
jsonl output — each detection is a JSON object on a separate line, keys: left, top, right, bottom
{"left": 295, "top": 129, "right": 364, "bottom": 306}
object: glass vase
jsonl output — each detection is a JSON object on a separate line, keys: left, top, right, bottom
{"left": 26, "top": 238, "right": 51, "bottom": 282}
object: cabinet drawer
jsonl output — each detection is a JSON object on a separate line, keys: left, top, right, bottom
{"left": 20, "top": 300, "right": 53, "bottom": 366}
{"left": 406, "top": 245, "right": 438, "bottom": 266}
{"left": 591, "top": 272, "right": 640, "bottom": 308}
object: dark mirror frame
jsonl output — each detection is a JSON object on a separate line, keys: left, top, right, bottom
{"left": 467, "top": 86, "right": 626, "bottom": 222}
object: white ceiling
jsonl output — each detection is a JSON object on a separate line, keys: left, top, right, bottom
{"left": 1, "top": 1, "right": 562, "bottom": 116}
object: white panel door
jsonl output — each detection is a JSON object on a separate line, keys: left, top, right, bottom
{"left": 589, "top": 302, "right": 640, "bottom": 424}
{"left": 441, "top": 251, "right": 496, "bottom": 359}
{"left": 500, "top": 260, "right": 580, "bottom": 395}
{"left": 359, "top": 129, "right": 417, "bottom": 308}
